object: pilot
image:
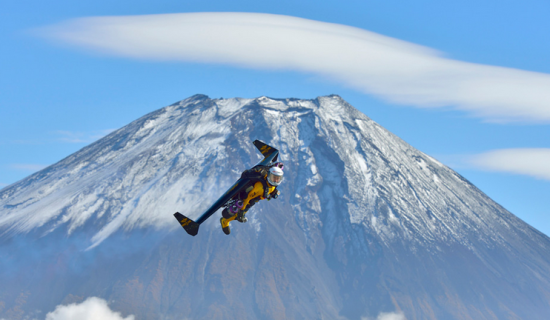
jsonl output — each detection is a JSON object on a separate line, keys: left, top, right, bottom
{"left": 220, "top": 164, "right": 284, "bottom": 235}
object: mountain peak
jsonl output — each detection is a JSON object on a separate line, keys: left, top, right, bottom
{"left": 2, "top": 94, "right": 550, "bottom": 319}
{"left": 0, "top": 94, "right": 539, "bottom": 248}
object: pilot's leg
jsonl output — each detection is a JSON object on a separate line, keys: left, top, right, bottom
{"left": 220, "top": 208, "right": 237, "bottom": 235}
{"left": 220, "top": 193, "right": 257, "bottom": 234}
{"left": 237, "top": 198, "right": 259, "bottom": 223}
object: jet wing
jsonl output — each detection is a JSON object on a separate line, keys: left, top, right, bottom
{"left": 174, "top": 178, "right": 249, "bottom": 236}
{"left": 196, "top": 178, "right": 249, "bottom": 225}
{"left": 253, "top": 139, "right": 280, "bottom": 167}
{"left": 174, "top": 139, "right": 280, "bottom": 236}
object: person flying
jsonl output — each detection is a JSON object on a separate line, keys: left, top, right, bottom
{"left": 174, "top": 140, "right": 282, "bottom": 237}
{"left": 220, "top": 164, "right": 284, "bottom": 235}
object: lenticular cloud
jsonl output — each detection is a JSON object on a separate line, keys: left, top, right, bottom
{"left": 39, "top": 12, "right": 550, "bottom": 123}
{"left": 470, "top": 148, "right": 550, "bottom": 181}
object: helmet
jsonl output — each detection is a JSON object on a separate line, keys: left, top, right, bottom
{"left": 267, "top": 166, "right": 284, "bottom": 186}
{"left": 273, "top": 162, "right": 284, "bottom": 170}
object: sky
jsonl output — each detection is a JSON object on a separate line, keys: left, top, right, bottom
{"left": 1, "top": 0, "right": 549, "bottom": 236}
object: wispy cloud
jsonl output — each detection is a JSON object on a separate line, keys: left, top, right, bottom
{"left": 363, "top": 311, "right": 407, "bottom": 320}
{"left": 45, "top": 297, "right": 135, "bottom": 320}
{"left": 38, "top": 12, "right": 550, "bottom": 123}
{"left": 6, "top": 129, "right": 115, "bottom": 145}
{"left": 10, "top": 163, "right": 48, "bottom": 172}
{"left": 377, "top": 312, "right": 406, "bottom": 320}
{"left": 0, "top": 182, "right": 8, "bottom": 188}
{"left": 56, "top": 129, "right": 115, "bottom": 143}
{"left": 469, "top": 148, "right": 550, "bottom": 181}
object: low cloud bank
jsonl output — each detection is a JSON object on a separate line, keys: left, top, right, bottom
{"left": 39, "top": 12, "right": 550, "bottom": 123}
{"left": 362, "top": 311, "right": 406, "bottom": 320}
{"left": 45, "top": 297, "right": 134, "bottom": 320}
{"left": 470, "top": 148, "right": 550, "bottom": 181}
{"left": 377, "top": 312, "right": 406, "bottom": 320}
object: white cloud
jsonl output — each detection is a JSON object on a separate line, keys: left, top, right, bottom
{"left": 38, "top": 12, "right": 550, "bottom": 123}
{"left": 10, "top": 163, "right": 47, "bottom": 172}
{"left": 45, "top": 297, "right": 134, "bottom": 320}
{"left": 469, "top": 148, "right": 550, "bottom": 181}
{"left": 377, "top": 312, "right": 406, "bottom": 320}
{"left": 363, "top": 311, "right": 406, "bottom": 320}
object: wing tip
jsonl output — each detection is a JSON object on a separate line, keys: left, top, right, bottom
{"left": 174, "top": 212, "right": 200, "bottom": 236}
{"left": 253, "top": 140, "right": 278, "bottom": 155}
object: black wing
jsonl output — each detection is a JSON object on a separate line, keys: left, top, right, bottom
{"left": 174, "top": 178, "right": 249, "bottom": 236}
{"left": 174, "top": 140, "right": 280, "bottom": 236}
{"left": 195, "top": 178, "right": 249, "bottom": 225}
{"left": 253, "top": 139, "right": 280, "bottom": 167}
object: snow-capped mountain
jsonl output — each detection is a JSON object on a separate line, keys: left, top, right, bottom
{"left": 1, "top": 94, "right": 550, "bottom": 320}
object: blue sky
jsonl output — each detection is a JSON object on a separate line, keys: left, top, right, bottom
{"left": 1, "top": 0, "right": 549, "bottom": 236}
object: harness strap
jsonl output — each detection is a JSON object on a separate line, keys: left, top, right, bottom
{"left": 260, "top": 179, "right": 269, "bottom": 199}
{"left": 242, "top": 165, "right": 277, "bottom": 199}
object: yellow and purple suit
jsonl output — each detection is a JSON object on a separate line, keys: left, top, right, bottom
{"left": 220, "top": 179, "right": 277, "bottom": 228}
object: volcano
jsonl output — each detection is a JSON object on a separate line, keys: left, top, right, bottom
{"left": 1, "top": 94, "right": 549, "bottom": 320}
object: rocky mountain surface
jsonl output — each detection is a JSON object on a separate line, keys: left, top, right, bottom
{"left": 1, "top": 94, "right": 550, "bottom": 319}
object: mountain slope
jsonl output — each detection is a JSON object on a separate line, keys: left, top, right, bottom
{"left": 1, "top": 94, "right": 549, "bottom": 320}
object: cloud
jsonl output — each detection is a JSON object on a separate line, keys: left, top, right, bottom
{"left": 377, "top": 312, "right": 406, "bottom": 320}
{"left": 56, "top": 129, "right": 115, "bottom": 143}
{"left": 37, "top": 12, "right": 550, "bottom": 123}
{"left": 363, "top": 311, "right": 406, "bottom": 320}
{"left": 10, "top": 163, "right": 48, "bottom": 172}
{"left": 45, "top": 297, "right": 134, "bottom": 320}
{"left": 469, "top": 148, "right": 550, "bottom": 181}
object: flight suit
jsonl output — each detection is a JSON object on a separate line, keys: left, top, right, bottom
{"left": 221, "top": 178, "right": 278, "bottom": 228}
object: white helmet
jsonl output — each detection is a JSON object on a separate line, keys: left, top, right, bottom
{"left": 267, "top": 166, "right": 284, "bottom": 186}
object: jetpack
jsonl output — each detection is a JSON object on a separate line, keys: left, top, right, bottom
{"left": 173, "top": 139, "right": 280, "bottom": 236}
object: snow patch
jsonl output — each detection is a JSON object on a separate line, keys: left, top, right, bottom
{"left": 0, "top": 94, "right": 525, "bottom": 250}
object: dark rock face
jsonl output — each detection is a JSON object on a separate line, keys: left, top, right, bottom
{"left": 1, "top": 95, "right": 550, "bottom": 319}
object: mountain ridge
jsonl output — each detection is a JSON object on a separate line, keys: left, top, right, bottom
{"left": 1, "top": 94, "right": 550, "bottom": 319}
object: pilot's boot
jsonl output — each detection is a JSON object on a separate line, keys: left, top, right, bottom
{"left": 236, "top": 209, "right": 248, "bottom": 223}
{"left": 220, "top": 217, "right": 231, "bottom": 235}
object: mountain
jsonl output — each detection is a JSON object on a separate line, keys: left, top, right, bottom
{"left": 1, "top": 94, "right": 550, "bottom": 320}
